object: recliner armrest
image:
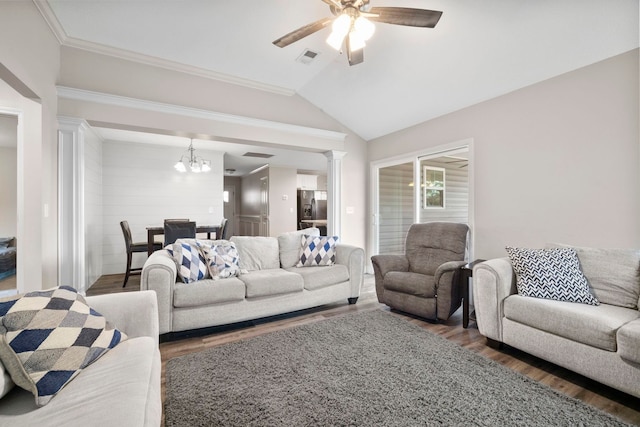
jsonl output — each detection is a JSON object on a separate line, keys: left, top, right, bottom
{"left": 434, "top": 260, "right": 467, "bottom": 284}
{"left": 371, "top": 254, "right": 409, "bottom": 277}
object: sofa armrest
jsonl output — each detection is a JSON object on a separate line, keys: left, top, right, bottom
{"left": 618, "top": 318, "right": 640, "bottom": 365}
{"left": 85, "top": 291, "right": 159, "bottom": 346}
{"left": 141, "top": 250, "right": 177, "bottom": 334}
{"left": 472, "top": 257, "right": 517, "bottom": 343}
{"left": 336, "top": 244, "right": 365, "bottom": 299}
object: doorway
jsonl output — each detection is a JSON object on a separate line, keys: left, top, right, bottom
{"left": 0, "top": 114, "right": 17, "bottom": 294}
{"left": 371, "top": 142, "right": 473, "bottom": 259}
{"left": 223, "top": 184, "right": 237, "bottom": 237}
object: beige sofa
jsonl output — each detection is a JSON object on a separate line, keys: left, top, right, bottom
{"left": 0, "top": 291, "right": 161, "bottom": 426}
{"left": 142, "top": 229, "right": 365, "bottom": 335}
{"left": 473, "top": 246, "right": 640, "bottom": 399}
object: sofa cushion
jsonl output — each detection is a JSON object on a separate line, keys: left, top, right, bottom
{"left": 504, "top": 294, "right": 639, "bottom": 351}
{"left": 239, "top": 269, "right": 304, "bottom": 298}
{"left": 297, "top": 235, "right": 339, "bottom": 267}
{"left": 285, "top": 264, "right": 349, "bottom": 291}
{"left": 173, "top": 277, "right": 246, "bottom": 308}
{"left": 617, "top": 318, "right": 640, "bottom": 364}
{"left": 0, "top": 286, "right": 127, "bottom": 406}
{"left": 0, "top": 336, "right": 159, "bottom": 426}
{"left": 384, "top": 271, "right": 436, "bottom": 298}
{"left": 506, "top": 247, "right": 599, "bottom": 305}
{"left": 167, "top": 241, "right": 209, "bottom": 284}
{"left": 547, "top": 244, "right": 640, "bottom": 309}
{"left": 231, "top": 236, "right": 280, "bottom": 271}
{"left": 198, "top": 241, "right": 241, "bottom": 279}
{"left": 278, "top": 228, "right": 320, "bottom": 268}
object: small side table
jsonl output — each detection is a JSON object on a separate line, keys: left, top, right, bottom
{"left": 459, "top": 259, "right": 485, "bottom": 328}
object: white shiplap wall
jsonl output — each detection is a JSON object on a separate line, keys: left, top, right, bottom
{"left": 101, "top": 141, "right": 224, "bottom": 275}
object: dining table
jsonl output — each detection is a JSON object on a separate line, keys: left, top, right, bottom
{"left": 146, "top": 224, "right": 220, "bottom": 255}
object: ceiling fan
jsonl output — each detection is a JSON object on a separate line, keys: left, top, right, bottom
{"left": 272, "top": 0, "right": 442, "bottom": 66}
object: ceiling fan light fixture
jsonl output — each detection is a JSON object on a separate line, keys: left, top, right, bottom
{"left": 354, "top": 16, "right": 375, "bottom": 40}
{"left": 332, "top": 13, "right": 351, "bottom": 36}
{"left": 326, "top": 30, "right": 346, "bottom": 50}
{"left": 326, "top": 13, "right": 351, "bottom": 50}
{"left": 348, "top": 31, "right": 366, "bottom": 51}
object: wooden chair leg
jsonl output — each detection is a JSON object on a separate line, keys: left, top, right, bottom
{"left": 123, "top": 251, "right": 133, "bottom": 288}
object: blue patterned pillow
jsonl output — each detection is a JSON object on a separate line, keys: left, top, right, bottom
{"left": 297, "top": 235, "right": 339, "bottom": 267}
{"left": 0, "top": 286, "right": 127, "bottom": 406}
{"left": 505, "top": 247, "right": 599, "bottom": 305}
{"left": 198, "top": 241, "right": 241, "bottom": 279}
{"left": 168, "top": 241, "right": 209, "bottom": 283}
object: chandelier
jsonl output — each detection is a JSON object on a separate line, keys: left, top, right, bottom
{"left": 174, "top": 140, "right": 211, "bottom": 173}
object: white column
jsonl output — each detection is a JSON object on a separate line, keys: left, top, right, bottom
{"left": 324, "top": 150, "right": 347, "bottom": 237}
{"left": 57, "top": 117, "right": 88, "bottom": 293}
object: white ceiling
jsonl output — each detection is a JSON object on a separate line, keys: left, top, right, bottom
{"left": 40, "top": 0, "right": 639, "bottom": 172}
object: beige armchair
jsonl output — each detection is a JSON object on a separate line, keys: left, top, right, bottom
{"left": 371, "top": 222, "right": 469, "bottom": 321}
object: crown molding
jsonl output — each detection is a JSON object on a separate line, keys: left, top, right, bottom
{"left": 56, "top": 86, "right": 347, "bottom": 143}
{"left": 34, "top": 0, "right": 296, "bottom": 97}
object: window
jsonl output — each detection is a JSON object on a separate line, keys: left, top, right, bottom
{"left": 423, "top": 166, "right": 445, "bottom": 209}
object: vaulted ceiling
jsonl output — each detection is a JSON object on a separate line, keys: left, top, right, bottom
{"left": 32, "top": 0, "right": 638, "bottom": 175}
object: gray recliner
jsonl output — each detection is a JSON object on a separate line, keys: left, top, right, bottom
{"left": 371, "top": 222, "right": 469, "bottom": 321}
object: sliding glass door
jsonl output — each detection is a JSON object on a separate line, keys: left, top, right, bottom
{"left": 375, "top": 161, "right": 414, "bottom": 255}
{"left": 372, "top": 145, "right": 470, "bottom": 257}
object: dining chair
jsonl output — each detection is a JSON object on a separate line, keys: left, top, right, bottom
{"left": 219, "top": 218, "right": 230, "bottom": 240}
{"left": 164, "top": 220, "right": 197, "bottom": 246}
{"left": 120, "top": 220, "right": 162, "bottom": 288}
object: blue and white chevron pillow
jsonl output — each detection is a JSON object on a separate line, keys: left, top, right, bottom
{"left": 506, "top": 247, "right": 599, "bottom": 305}
{"left": 168, "top": 240, "right": 209, "bottom": 283}
{"left": 297, "top": 235, "right": 339, "bottom": 267}
{"left": 0, "top": 286, "right": 126, "bottom": 406}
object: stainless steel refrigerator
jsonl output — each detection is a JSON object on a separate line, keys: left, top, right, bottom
{"left": 297, "top": 190, "right": 327, "bottom": 224}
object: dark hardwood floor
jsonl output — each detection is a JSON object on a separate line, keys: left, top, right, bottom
{"left": 89, "top": 273, "right": 640, "bottom": 425}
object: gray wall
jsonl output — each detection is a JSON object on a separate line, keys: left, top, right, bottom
{"left": 369, "top": 49, "right": 640, "bottom": 259}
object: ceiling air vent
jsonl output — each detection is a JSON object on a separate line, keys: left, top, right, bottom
{"left": 243, "top": 152, "right": 274, "bottom": 158}
{"left": 296, "top": 49, "right": 320, "bottom": 65}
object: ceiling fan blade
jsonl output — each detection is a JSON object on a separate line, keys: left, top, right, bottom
{"left": 368, "top": 7, "right": 443, "bottom": 28}
{"left": 346, "top": 37, "right": 364, "bottom": 66}
{"left": 273, "top": 17, "right": 333, "bottom": 48}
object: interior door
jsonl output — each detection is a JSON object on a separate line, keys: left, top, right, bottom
{"left": 223, "top": 185, "right": 236, "bottom": 237}
{"left": 259, "top": 177, "right": 269, "bottom": 236}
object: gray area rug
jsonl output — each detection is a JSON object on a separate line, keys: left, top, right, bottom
{"left": 165, "top": 310, "right": 629, "bottom": 426}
